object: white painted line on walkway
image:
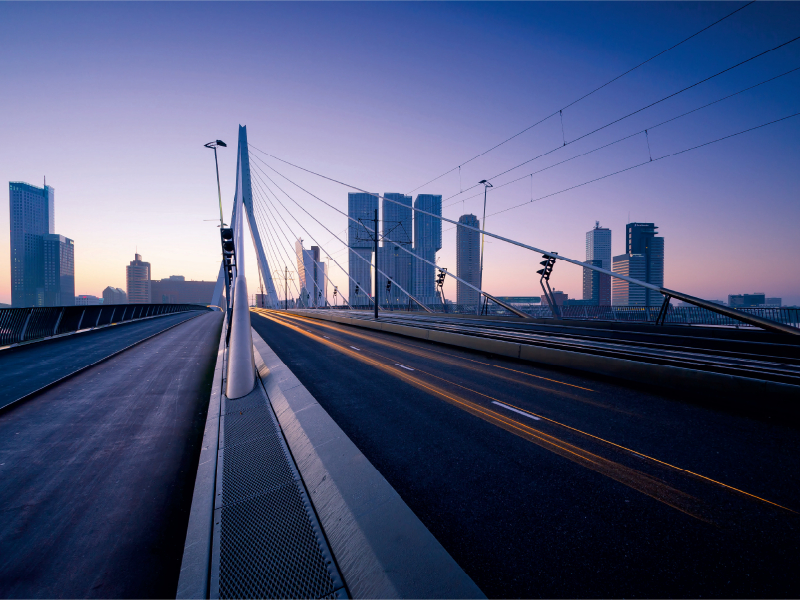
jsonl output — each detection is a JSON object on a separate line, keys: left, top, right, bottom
{"left": 396, "top": 364, "right": 415, "bottom": 371}
{"left": 492, "top": 401, "right": 541, "bottom": 420}
{"left": 350, "top": 346, "right": 360, "bottom": 351}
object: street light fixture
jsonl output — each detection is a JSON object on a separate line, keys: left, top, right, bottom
{"left": 204, "top": 140, "right": 227, "bottom": 228}
{"left": 478, "top": 179, "right": 493, "bottom": 315}
{"left": 205, "top": 139, "right": 231, "bottom": 324}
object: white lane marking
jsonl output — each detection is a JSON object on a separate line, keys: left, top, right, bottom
{"left": 323, "top": 336, "right": 330, "bottom": 339}
{"left": 492, "top": 401, "right": 541, "bottom": 420}
{"left": 395, "top": 364, "right": 415, "bottom": 371}
{"left": 350, "top": 346, "right": 360, "bottom": 351}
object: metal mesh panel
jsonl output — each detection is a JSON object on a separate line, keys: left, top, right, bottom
{"left": 23, "top": 308, "right": 61, "bottom": 341}
{"left": 0, "top": 308, "right": 29, "bottom": 345}
{"left": 222, "top": 408, "right": 277, "bottom": 449}
{"left": 219, "top": 485, "right": 338, "bottom": 600}
{"left": 221, "top": 436, "right": 296, "bottom": 505}
{"left": 57, "top": 307, "right": 84, "bottom": 333}
{"left": 223, "top": 392, "right": 270, "bottom": 416}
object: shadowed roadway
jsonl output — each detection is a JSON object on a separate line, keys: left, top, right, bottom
{"left": 0, "top": 311, "right": 222, "bottom": 598}
{"left": 253, "top": 309, "right": 800, "bottom": 598}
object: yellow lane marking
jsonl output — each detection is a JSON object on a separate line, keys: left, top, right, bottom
{"left": 257, "top": 308, "right": 796, "bottom": 515}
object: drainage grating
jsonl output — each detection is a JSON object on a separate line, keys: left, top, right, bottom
{"left": 220, "top": 435, "right": 296, "bottom": 505}
{"left": 222, "top": 407, "right": 281, "bottom": 449}
{"left": 219, "top": 484, "right": 343, "bottom": 599}
{"left": 223, "top": 387, "right": 269, "bottom": 415}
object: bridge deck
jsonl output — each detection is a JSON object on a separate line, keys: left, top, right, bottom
{"left": 0, "top": 311, "right": 205, "bottom": 410}
{"left": 252, "top": 309, "right": 800, "bottom": 598}
{"left": 0, "top": 311, "right": 222, "bottom": 598}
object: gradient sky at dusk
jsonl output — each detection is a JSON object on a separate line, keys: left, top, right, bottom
{"left": 2, "top": 2, "right": 798, "bottom": 306}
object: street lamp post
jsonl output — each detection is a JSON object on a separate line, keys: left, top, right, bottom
{"left": 204, "top": 139, "right": 230, "bottom": 321}
{"left": 204, "top": 140, "right": 228, "bottom": 228}
{"left": 478, "top": 179, "right": 493, "bottom": 315}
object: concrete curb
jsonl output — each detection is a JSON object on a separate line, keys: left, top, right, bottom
{"left": 292, "top": 310, "right": 800, "bottom": 409}
{"left": 252, "top": 329, "right": 485, "bottom": 600}
{"left": 0, "top": 311, "right": 209, "bottom": 415}
{"left": 177, "top": 315, "right": 226, "bottom": 600}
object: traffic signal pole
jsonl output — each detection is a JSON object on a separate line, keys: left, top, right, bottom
{"left": 374, "top": 208, "right": 379, "bottom": 320}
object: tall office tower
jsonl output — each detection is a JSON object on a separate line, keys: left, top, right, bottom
{"left": 612, "top": 223, "right": 664, "bottom": 306}
{"left": 347, "top": 192, "right": 378, "bottom": 303}
{"left": 378, "top": 193, "right": 413, "bottom": 305}
{"left": 43, "top": 234, "right": 75, "bottom": 307}
{"left": 102, "top": 286, "right": 128, "bottom": 304}
{"left": 9, "top": 181, "right": 55, "bottom": 307}
{"left": 126, "top": 253, "right": 151, "bottom": 303}
{"left": 413, "top": 194, "right": 442, "bottom": 304}
{"left": 584, "top": 222, "right": 611, "bottom": 305}
{"left": 295, "top": 240, "right": 327, "bottom": 307}
{"left": 456, "top": 214, "right": 480, "bottom": 308}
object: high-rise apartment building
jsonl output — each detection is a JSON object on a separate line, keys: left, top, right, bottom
{"left": 378, "top": 193, "right": 413, "bottom": 305}
{"left": 9, "top": 181, "right": 56, "bottom": 307}
{"left": 612, "top": 222, "right": 664, "bottom": 306}
{"left": 43, "top": 234, "right": 75, "bottom": 306}
{"left": 126, "top": 253, "right": 151, "bottom": 303}
{"left": 150, "top": 276, "right": 216, "bottom": 304}
{"left": 413, "top": 194, "right": 442, "bottom": 304}
{"left": 295, "top": 239, "right": 327, "bottom": 307}
{"left": 456, "top": 214, "right": 480, "bottom": 308}
{"left": 584, "top": 222, "right": 611, "bottom": 306}
{"left": 347, "top": 192, "right": 378, "bottom": 303}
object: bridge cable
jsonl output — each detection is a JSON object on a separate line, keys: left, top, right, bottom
{"left": 249, "top": 158, "right": 433, "bottom": 312}
{"left": 404, "top": 1, "right": 756, "bottom": 194}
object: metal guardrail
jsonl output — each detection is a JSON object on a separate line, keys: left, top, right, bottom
{"left": 299, "top": 303, "right": 800, "bottom": 331}
{"left": 0, "top": 304, "right": 211, "bottom": 347}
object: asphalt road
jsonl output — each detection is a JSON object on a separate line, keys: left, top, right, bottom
{"left": 0, "top": 311, "right": 222, "bottom": 598}
{"left": 0, "top": 310, "right": 208, "bottom": 410}
{"left": 252, "top": 309, "right": 800, "bottom": 598}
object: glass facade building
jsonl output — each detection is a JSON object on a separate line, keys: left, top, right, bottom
{"left": 612, "top": 223, "right": 664, "bottom": 306}
{"left": 412, "top": 194, "right": 442, "bottom": 304}
{"left": 9, "top": 181, "right": 56, "bottom": 307}
{"left": 378, "top": 193, "right": 413, "bottom": 305}
{"left": 347, "top": 192, "right": 378, "bottom": 303}
{"left": 43, "top": 234, "right": 74, "bottom": 307}
{"left": 295, "top": 239, "right": 327, "bottom": 307}
{"left": 584, "top": 222, "right": 611, "bottom": 306}
{"left": 126, "top": 253, "right": 151, "bottom": 304}
{"left": 456, "top": 214, "right": 480, "bottom": 308}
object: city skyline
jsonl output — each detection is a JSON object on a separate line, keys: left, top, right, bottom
{"left": 2, "top": 3, "right": 799, "bottom": 305}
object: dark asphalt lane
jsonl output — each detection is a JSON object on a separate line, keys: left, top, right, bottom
{"left": 0, "top": 310, "right": 208, "bottom": 410}
{"left": 252, "top": 309, "right": 800, "bottom": 598}
{"left": 0, "top": 311, "right": 222, "bottom": 599}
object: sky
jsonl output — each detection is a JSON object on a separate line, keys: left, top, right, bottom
{"left": 1, "top": 1, "right": 799, "bottom": 306}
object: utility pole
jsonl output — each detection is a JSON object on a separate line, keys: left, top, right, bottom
{"left": 374, "top": 208, "right": 379, "bottom": 320}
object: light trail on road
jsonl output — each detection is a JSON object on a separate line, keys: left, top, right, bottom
{"left": 255, "top": 309, "right": 796, "bottom": 516}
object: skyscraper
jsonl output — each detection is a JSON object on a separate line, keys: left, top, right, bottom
{"left": 9, "top": 181, "right": 55, "bottom": 307}
{"left": 457, "top": 214, "right": 480, "bottom": 308}
{"left": 612, "top": 223, "right": 664, "bottom": 306}
{"left": 347, "top": 192, "right": 378, "bottom": 304}
{"left": 413, "top": 194, "right": 442, "bottom": 304}
{"left": 295, "top": 239, "right": 327, "bottom": 307}
{"left": 126, "top": 253, "right": 151, "bottom": 304}
{"left": 584, "top": 222, "right": 611, "bottom": 306}
{"left": 43, "top": 234, "right": 75, "bottom": 306}
{"left": 378, "top": 193, "right": 413, "bottom": 305}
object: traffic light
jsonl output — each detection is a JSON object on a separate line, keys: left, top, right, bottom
{"left": 355, "top": 285, "right": 360, "bottom": 295}
{"left": 436, "top": 269, "right": 447, "bottom": 288}
{"left": 220, "top": 227, "right": 236, "bottom": 283}
{"left": 386, "top": 279, "right": 392, "bottom": 292}
{"left": 537, "top": 253, "right": 557, "bottom": 281}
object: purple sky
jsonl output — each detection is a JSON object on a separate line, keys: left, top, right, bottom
{"left": 2, "top": 2, "right": 798, "bottom": 305}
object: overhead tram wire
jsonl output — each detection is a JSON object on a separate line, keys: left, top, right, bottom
{"left": 249, "top": 108, "right": 800, "bottom": 292}
{"left": 248, "top": 157, "right": 433, "bottom": 313}
{"left": 450, "top": 110, "right": 800, "bottom": 226}
{"left": 443, "top": 34, "right": 800, "bottom": 202}
{"left": 252, "top": 177, "right": 341, "bottom": 309}
{"left": 250, "top": 164, "right": 389, "bottom": 311}
{"left": 441, "top": 64, "right": 800, "bottom": 209}
{"left": 404, "top": 1, "right": 757, "bottom": 194}
{"left": 249, "top": 151, "right": 530, "bottom": 319}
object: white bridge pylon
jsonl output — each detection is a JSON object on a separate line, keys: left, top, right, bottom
{"left": 212, "top": 125, "right": 279, "bottom": 310}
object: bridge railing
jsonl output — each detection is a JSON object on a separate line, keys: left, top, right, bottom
{"left": 302, "top": 303, "right": 800, "bottom": 330}
{"left": 0, "top": 303, "right": 211, "bottom": 347}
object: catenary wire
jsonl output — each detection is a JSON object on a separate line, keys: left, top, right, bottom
{"left": 404, "top": 1, "right": 757, "bottom": 193}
